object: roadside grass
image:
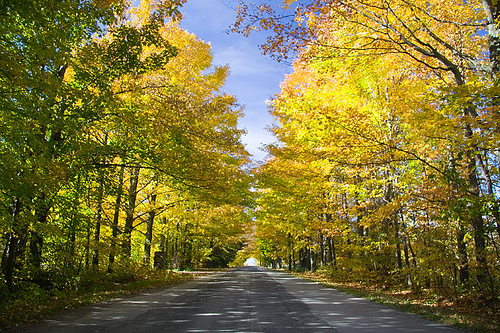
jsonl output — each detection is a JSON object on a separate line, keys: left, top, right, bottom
{"left": 0, "top": 269, "right": 206, "bottom": 330}
{"left": 292, "top": 270, "right": 499, "bottom": 333}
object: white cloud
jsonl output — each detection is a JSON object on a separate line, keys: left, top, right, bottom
{"left": 213, "top": 44, "right": 283, "bottom": 77}
{"left": 180, "top": 0, "right": 289, "bottom": 162}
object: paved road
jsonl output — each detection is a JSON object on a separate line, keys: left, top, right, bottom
{"left": 7, "top": 267, "right": 461, "bottom": 332}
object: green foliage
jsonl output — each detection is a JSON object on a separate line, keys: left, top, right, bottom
{"left": 0, "top": 0, "right": 252, "bottom": 303}
{"left": 203, "top": 243, "right": 243, "bottom": 268}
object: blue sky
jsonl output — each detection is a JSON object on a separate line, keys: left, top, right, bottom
{"left": 178, "top": 0, "right": 290, "bottom": 162}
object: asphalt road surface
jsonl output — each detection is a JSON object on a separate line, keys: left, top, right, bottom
{"left": 7, "top": 266, "right": 462, "bottom": 333}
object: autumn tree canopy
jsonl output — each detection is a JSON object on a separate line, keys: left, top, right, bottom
{"left": 235, "top": 0, "right": 500, "bottom": 295}
{"left": 0, "top": 0, "right": 252, "bottom": 291}
{"left": 2, "top": 0, "right": 500, "bottom": 305}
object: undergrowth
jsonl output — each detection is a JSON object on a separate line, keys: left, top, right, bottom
{"left": 0, "top": 268, "right": 203, "bottom": 330}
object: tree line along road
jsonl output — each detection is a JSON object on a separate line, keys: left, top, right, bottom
{"left": 6, "top": 266, "right": 462, "bottom": 333}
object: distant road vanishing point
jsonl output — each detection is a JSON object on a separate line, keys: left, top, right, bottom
{"left": 7, "top": 267, "right": 462, "bottom": 333}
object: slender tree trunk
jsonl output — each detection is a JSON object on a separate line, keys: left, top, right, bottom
{"left": 325, "top": 212, "right": 336, "bottom": 268}
{"left": 31, "top": 198, "right": 50, "bottom": 269}
{"left": 66, "top": 174, "right": 81, "bottom": 268}
{"left": 67, "top": 216, "right": 77, "bottom": 267}
{"left": 1, "top": 199, "right": 25, "bottom": 289}
{"left": 319, "top": 232, "right": 325, "bottom": 267}
{"left": 108, "top": 164, "right": 125, "bottom": 271}
{"left": 85, "top": 216, "right": 91, "bottom": 268}
{"left": 2, "top": 234, "right": 16, "bottom": 288}
{"left": 465, "top": 138, "right": 489, "bottom": 286}
{"left": 402, "top": 236, "right": 410, "bottom": 268}
{"left": 346, "top": 237, "right": 352, "bottom": 260}
{"left": 449, "top": 44, "right": 491, "bottom": 288}
{"left": 483, "top": 0, "right": 500, "bottom": 74}
{"left": 401, "top": 217, "right": 418, "bottom": 269}
{"left": 159, "top": 234, "right": 166, "bottom": 253}
{"left": 394, "top": 217, "right": 403, "bottom": 270}
{"left": 492, "top": 200, "right": 500, "bottom": 240}
{"left": 165, "top": 234, "right": 170, "bottom": 269}
{"left": 143, "top": 193, "right": 157, "bottom": 265}
{"left": 92, "top": 168, "right": 106, "bottom": 268}
{"left": 407, "top": 235, "right": 417, "bottom": 268}
{"left": 457, "top": 225, "right": 469, "bottom": 284}
{"left": 180, "top": 223, "right": 192, "bottom": 270}
{"left": 299, "top": 248, "right": 304, "bottom": 270}
{"left": 123, "top": 167, "right": 140, "bottom": 258}
{"left": 326, "top": 237, "right": 334, "bottom": 266}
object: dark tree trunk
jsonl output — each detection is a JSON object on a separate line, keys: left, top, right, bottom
{"left": 108, "top": 164, "right": 125, "bottom": 271}
{"left": 92, "top": 168, "right": 106, "bottom": 268}
{"left": 66, "top": 174, "right": 81, "bottom": 268}
{"left": 1, "top": 199, "right": 25, "bottom": 289}
{"left": 2, "top": 234, "right": 23, "bottom": 289}
{"left": 319, "top": 232, "right": 325, "bottom": 267}
{"left": 299, "top": 248, "right": 305, "bottom": 270}
{"left": 85, "top": 216, "right": 91, "bottom": 268}
{"left": 123, "top": 167, "right": 140, "bottom": 258}
{"left": 457, "top": 225, "right": 469, "bottom": 284}
{"left": 30, "top": 198, "right": 50, "bottom": 269}
{"left": 394, "top": 218, "right": 403, "bottom": 270}
{"left": 326, "top": 237, "right": 335, "bottom": 266}
{"left": 143, "top": 193, "right": 157, "bottom": 265}
{"left": 402, "top": 236, "right": 410, "bottom": 268}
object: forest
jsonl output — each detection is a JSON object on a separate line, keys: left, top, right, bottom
{"left": 235, "top": 0, "right": 500, "bottom": 308}
{"left": 1, "top": 0, "right": 500, "bottom": 330}
{"left": 0, "top": 0, "right": 252, "bottom": 298}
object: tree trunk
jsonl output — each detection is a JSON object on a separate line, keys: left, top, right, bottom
{"left": 143, "top": 193, "right": 157, "bottom": 265}
{"left": 92, "top": 168, "right": 106, "bottom": 268}
{"left": 30, "top": 198, "right": 50, "bottom": 269}
{"left": 66, "top": 174, "right": 81, "bottom": 268}
{"left": 180, "top": 223, "right": 192, "bottom": 270}
{"left": 394, "top": 217, "right": 403, "bottom": 270}
{"left": 319, "top": 232, "right": 325, "bottom": 267}
{"left": 457, "top": 225, "right": 469, "bottom": 284}
{"left": 483, "top": 0, "right": 500, "bottom": 74}
{"left": 123, "top": 167, "right": 140, "bottom": 258}
{"left": 299, "top": 248, "right": 304, "bottom": 270}
{"left": 402, "top": 236, "right": 410, "bottom": 268}
{"left": 465, "top": 135, "right": 489, "bottom": 286}
{"left": 85, "top": 216, "right": 91, "bottom": 268}
{"left": 326, "top": 237, "right": 335, "bottom": 267}
{"left": 1, "top": 199, "right": 25, "bottom": 289}
{"left": 159, "top": 233, "right": 166, "bottom": 253}
{"left": 108, "top": 164, "right": 125, "bottom": 271}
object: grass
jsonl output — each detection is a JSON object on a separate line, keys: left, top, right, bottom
{"left": 291, "top": 270, "right": 499, "bottom": 332}
{"left": 0, "top": 269, "right": 207, "bottom": 330}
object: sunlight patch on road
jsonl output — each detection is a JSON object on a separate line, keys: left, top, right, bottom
{"left": 195, "top": 313, "right": 222, "bottom": 316}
